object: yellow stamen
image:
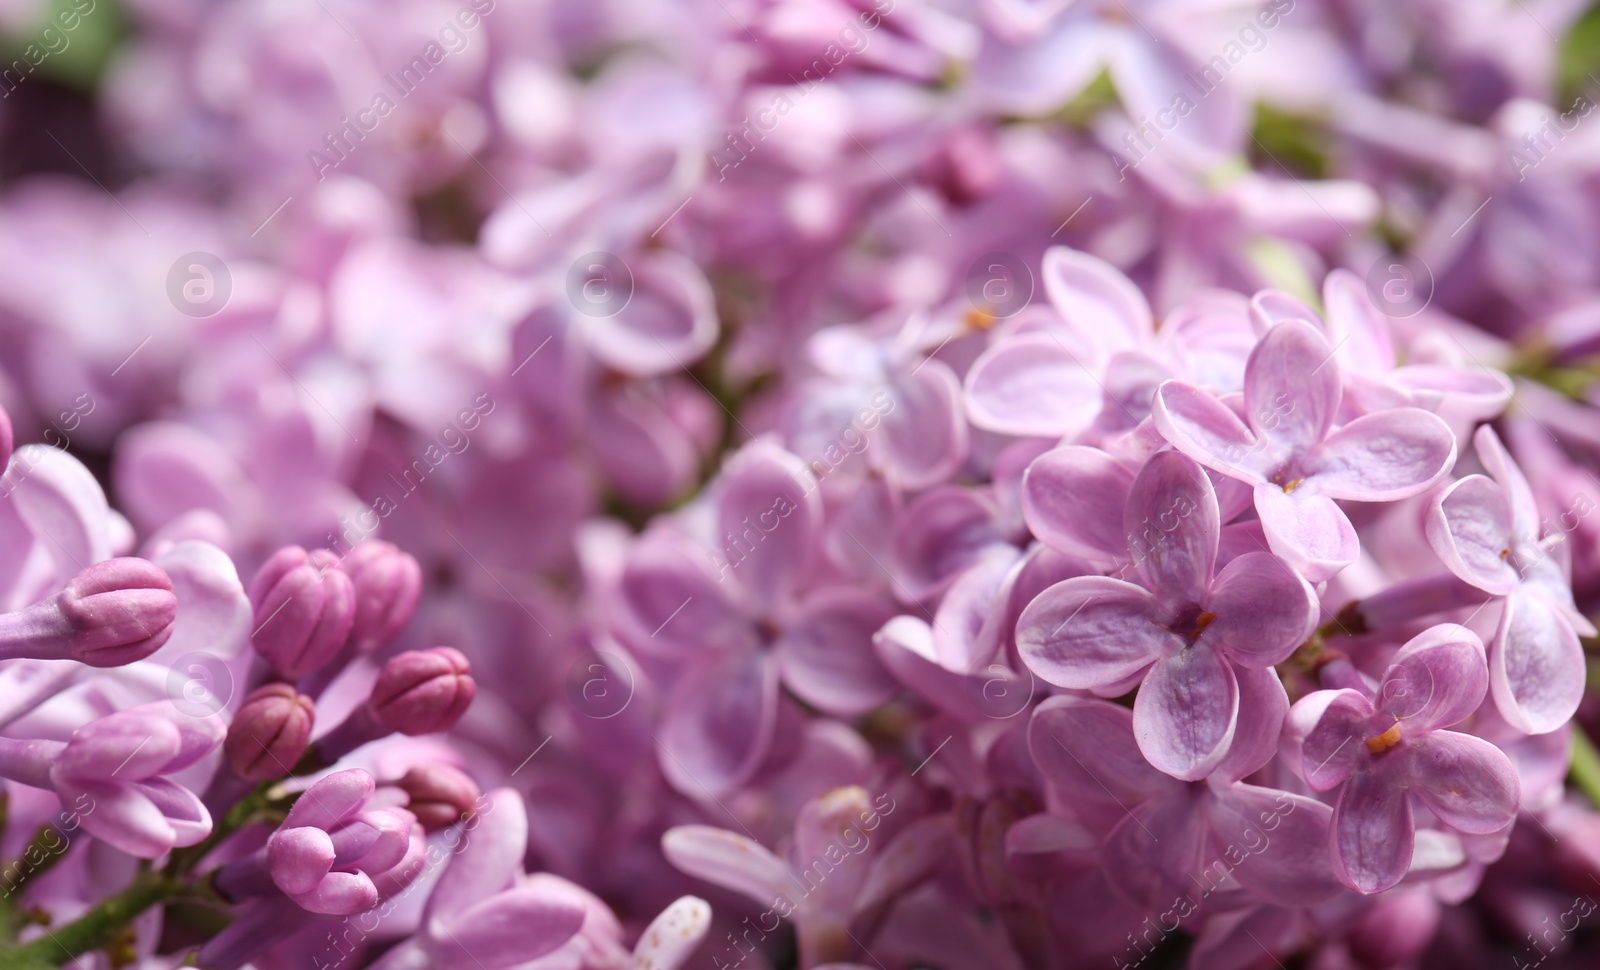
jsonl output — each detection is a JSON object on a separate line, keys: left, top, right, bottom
{"left": 1282, "top": 479, "right": 1303, "bottom": 494}
{"left": 1364, "top": 722, "right": 1403, "bottom": 755}
{"left": 1193, "top": 611, "right": 1217, "bottom": 636}
{"left": 964, "top": 308, "right": 997, "bottom": 331}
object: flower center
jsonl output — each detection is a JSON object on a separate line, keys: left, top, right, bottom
{"left": 1364, "top": 722, "right": 1403, "bottom": 755}
{"left": 1164, "top": 606, "right": 1218, "bottom": 645}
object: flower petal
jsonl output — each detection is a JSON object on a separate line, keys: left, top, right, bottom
{"left": 1321, "top": 269, "right": 1396, "bottom": 375}
{"left": 1253, "top": 484, "right": 1359, "bottom": 582}
{"left": 1381, "top": 624, "right": 1488, "bottom": 733}
{"left": 1021, "top": 446, "right": 1134, "bottom": 563}
{"left": 661, "top": 825, "right": 792, "bottom": 908}
{"left": 1407, "top": 732, "right": 1519, "bottom": 835}
{"left": 657, "top": 652, "right": 779, "bottom": 798}
{"left": 1015, "top": 577, "right": 1170, "bottom": 689}
{"left": 1202, "top": 552, "right": 1316, "bottom": 668}
{"left": 434, "top": 885, "right": 588, "bottom": 969}
{"left": 1308, "top": 409, "right": 1457, "bottom": 501}
{"left": 1028, "top": 696, "right": 1176, "bottom": 807}
{"left": 963, "top": 333, "right": 1104, "bottom": 438}
{"left": 1123, "top": 451, "right": 1219, "bottom": 603}
{"left": 1332, "top": 768, "right": 1414, "bottom": 894}
{"left": 1132, "top": 646, "right": 1239, "bottom": 782}
{"left": 716, "top": 441, "right": 820, "bottom": 614}
{"left": 1039, "top": 246, "right": 1153, "bottom": 353}
{"left": 69, "top": 781, "right": 177, "bottom": 859}
{"left": 1473, "top": 425, "right": 1541, "bottom": 542}
{"left": 1153, "top": 381, "right": 1272, "bottom": 484}
{"left": 1209, "top": 784, "right": 1342, "bottom": 905}
{"left": 776, "top": 589, "right": 898, "bottom": 717}
{"left": 1291, "top": 689, "right": 1374, "bottom": 791}
{"left": 1101, "top": 788, "right": 1210, "bottom": 910}
{"left": 4, "top": 445, "right": 112, "bottom": 584}
{"left": 1490, "top": 587, "right": 1585, "bottom": 735}
{"left": 427, "top": 788, "right": 527, "bottom": 924}
{"left": 880, "top": 361, "right": 968, "bottom": 490}
{"left": 892, "top": 486, "right": 1004, "bottom": 602}
{"left": 1243, "top": 320, "right": 1340, "bottom": 455}
{"left": 631, "top": 896, "right": 712, "bottom": 970}
{"left": 1425, "top": 475, "right": 1518, "bottom": 595}
{"left": 283, "top": 770, "right": 374, "bottom": 830}
{"left": 1212, "top": 666, "right": 1290, "bottom": 784}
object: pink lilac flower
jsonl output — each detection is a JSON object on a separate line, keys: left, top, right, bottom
{"left": 1289, "top": 624, "right": 1520, "bottom": 893}
{"left": 0, "top": 701, "right": 224, "bottom": 857}
{"left": 1016, "top": 448, "right": 1314, "bottom": 779}
{"left": 1153, "top": 317, "right": 1458, "bottom": 579}
{"left": 1426, "top": 425, "right": 1598, "bottom": 733}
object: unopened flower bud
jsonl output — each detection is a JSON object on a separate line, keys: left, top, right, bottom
{"left": 394, "top": 763, "right": 480, "bottom": 830}
{"left": 0, "top": 558, "right": 177, "bottom": 667}
{"left": 369, "top": 647, "right": 475, "bottom": 735}
{"left": 339, "top": 542, "right": 422, "bottom": 654}
{"left": 249, "top": 546, "right": 355, "bottom": 680}
{"left": 224, "top": 684, "right": 315, "bottom": 781}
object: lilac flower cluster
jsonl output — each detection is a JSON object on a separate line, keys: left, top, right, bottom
{"left": 5, "top": 0, "right": 1600, "bottom": 968}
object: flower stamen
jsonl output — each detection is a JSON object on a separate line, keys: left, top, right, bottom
{"left": 1364, "top": 722, "right": 1403, "bottom": 755}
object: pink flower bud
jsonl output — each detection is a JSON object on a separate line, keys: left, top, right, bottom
{"left": 394, "top": 763, "right": 480, "bottom": 831}
{"left": 339, "top": 541, "right": 422, "bottom": 654}
{"left": 0, "top": 558, "right": 177, "bottom": 667}
{"left": 59, "top": 558, "right": 179, "bottom": 665}
{"left": 249, "top": 546, "right": 355, "bottom": 680}
{"left": 369, "top": 647, "right": 475, "bottom": 735}
{"left": 224, "top": 683, "right": 315, "bottom": 781}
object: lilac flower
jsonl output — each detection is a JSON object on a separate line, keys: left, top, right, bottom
{"left": 789, "top": 314, "right": 968, "bottom": 491}
{"left": 1306, "top": 270, "right": 1512, "bottom": 424}
{"left": 1289, "top": 625, "right": 1520, "bottom": 893}
{"left": 613, "top": 440, "right": 898, "bottom": 797}
{"left": 1425, "top": 425, "right": 1597, "bottom": 733}
{"left": 1016, "top": 448, "right": 1314, "bottom": 779}
{"left": 0, "top": 701, "right": 223, "bottom": 857}
{"left": 1153, "top": 318, "right": 1458, "bottom": 579}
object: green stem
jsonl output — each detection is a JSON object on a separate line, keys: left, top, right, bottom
{"left": 1569, "top": 725, "right": 1600, "bottom": 811}
{"left": 164, "top": 782, "right": 282, "bottom": 879}
{"left": 0, "top": 872, "right": 184, "bottom": 968}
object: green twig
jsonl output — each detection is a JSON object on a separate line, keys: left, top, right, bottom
{"left": 0, "top": 872, "right": 185, "bottom": 968}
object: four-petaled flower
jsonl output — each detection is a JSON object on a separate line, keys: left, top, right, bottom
{"left": 1290, "top": 625, "right": 1520, "bottom": 894}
